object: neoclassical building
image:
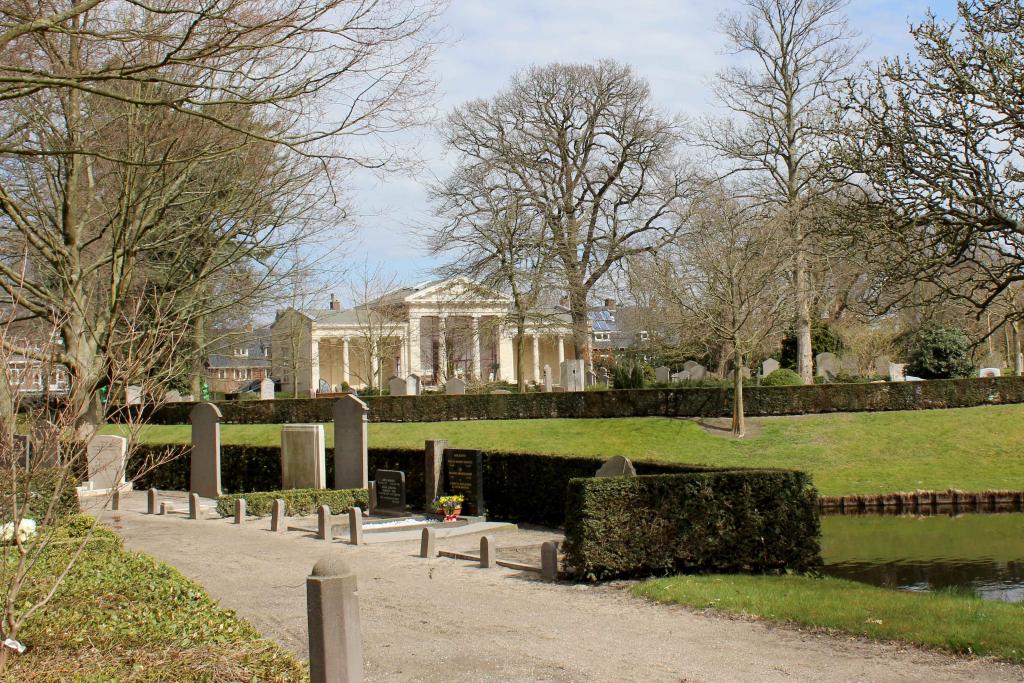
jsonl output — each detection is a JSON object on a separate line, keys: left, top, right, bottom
{"left": 271, "top": 278, "right": 579, "bottom": 394}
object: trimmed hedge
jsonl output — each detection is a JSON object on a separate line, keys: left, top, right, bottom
{"left": 215, "top": 488, "right": 368, "bottom": 518}
{"left": 563, "top": 470, "right": 821, "bottom": 580}
{"left": 135, "top": 376, "right": 1024, "bottom": 424}
{"left": 1, "top": 469, "right": 81, "bottom": 523}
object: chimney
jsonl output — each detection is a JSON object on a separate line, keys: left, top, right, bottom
{"left": 329, "top": 293, "right": 341, "bottom": 311}
{"left": 604, "top": 298, "right": 616, "bottom": 311}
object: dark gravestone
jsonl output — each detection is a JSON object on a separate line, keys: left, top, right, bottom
{"left": 375, "top": 470, "right": 406, "bottom": 512}
{"left": 442, "top": 449, "right": 485, "bottom": 516}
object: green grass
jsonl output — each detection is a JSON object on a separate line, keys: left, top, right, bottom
{"left": 102, "top": 403, "right": 1024, "bottom": 496}
{"left": 634, "top": 574, "right": 1024, "bottom": 662}
{"left": 4, "top": 516, "right": 305, "bottom": 682}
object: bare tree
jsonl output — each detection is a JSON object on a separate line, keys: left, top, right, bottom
{"left": 440, "top": 60, "right": 692, "bottom": 364}
{"left": 646, "top": 184, "right": 791, "bottom": 436}
{"left": 705, "top": 0, "right": 860, "bottom": 384}
{"left": 345, "top": 264, "right": 406, "bottom": 392}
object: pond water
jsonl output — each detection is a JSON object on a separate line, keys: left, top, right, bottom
{"left": 820, "top": 513, "right": 1024, "bottom": 603}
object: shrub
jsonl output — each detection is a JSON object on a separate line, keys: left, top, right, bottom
{"left": 563, "top": 470, "right": 821, "bottom": 580}
{"left": 904, "top": 325, "right": 973, "bottom": 379}
{"left": 762, "top": 368, "right": 803, "bottom": 386}
{"left": 612, "top": 361, "right": 646, "bottom": 389}
{"left": 216, "top": 487, "right": 369, "bottom": 517}
{"left": 0, "top": 468, "right": 81, "bottom": 523}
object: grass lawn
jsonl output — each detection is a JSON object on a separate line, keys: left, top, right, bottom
{"left": 634, "top": 574, "right": 1024, "bottom": 663}
{"left": 4, "top": 516, "right": 304, "bottom": 682}
{"left": 104, "top": 403, "right": 1024, "bottom": 496}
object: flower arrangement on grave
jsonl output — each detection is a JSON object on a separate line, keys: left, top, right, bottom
{"left": 0, "top": 518, "right": 36, "bottom": 545}
{"left": 434, "top": 495, "right": 464, "bottom": 522}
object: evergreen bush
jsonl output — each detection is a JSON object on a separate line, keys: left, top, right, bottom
{"left": 762, "top": 368, "right": 803, "bottom": 386}
{"left": 904, "top": 325, "right": 973, "bottom": 379}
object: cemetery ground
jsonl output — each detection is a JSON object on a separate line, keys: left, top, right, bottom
{"left": 87, "top": 491, "right": 1022, "bottom": 681}
{"left": 106, "top": 403, "right": 1024, "bottom": 496}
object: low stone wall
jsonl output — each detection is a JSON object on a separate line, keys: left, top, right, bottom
{"left": 819, "top": 489, "right": 1024, "bottom": 515}
{"left": 136, "top": 376, "right": 1024, "bottom": 425}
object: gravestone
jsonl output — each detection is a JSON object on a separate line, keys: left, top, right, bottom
{"left": 683, "top": 360, "right": 699, "bottom": 372}
{"left": 543, "top": 365, "right": 552, "bottom": 392}
{"left": 260, "top": 378, "right": 275, "bottom": 400}
{"left": 595, "top": 455, "right": 637, "bottom": 477}
{"left": 873, "top": 355, "right": 891, "bottom": 378}
{"left": 688, "top": 364, "right": 707, "bottom": 382}
{"left": 888, "top": 362, "right": 906, "bottom": 382}
{"left": 761, "top": 358, "right": 780, "bottom": 376}
{"left": 671, "top": 370, "right": 690, "bottom": 381}
{"left": 980, "top": 367, "right": 1001, "bottom": 378}
{"left": 596, "top": 367, "right": 609, "bottom": 386}
{"left": 190, "top": 402, "right": 222, "bottom": 499}
{"left": 164, "top": 389, "right": 183, "bottom": 403}
{"left": 374, "top": 470, "right": 406, "bottom": 512}
{"left": 740, "top": 367, "right": 752, "bottom": 379}
{"left": 83, "top": 435, "right": 127, "bottom": 493}
{"left": 655, "top": 366, "right": 670, "bottom": 383}
{"left": 387, "top": 376, "right": 406, "bottom": 396}
{"left": 560, "top": 359, "right": 585, "bottom": 392}
{"left": 406, "top": 374, "right": 422, "bottom": 396}
{"left": 126, "top": 385, "right": 142, "bottom": 405}
{"left": 585, "top": 369, "right": 597, "bottom": 387}
{"left": 445, "top": 377, "right": 466, "bottom": 395}
{"left": 333, "top": 394, "right": 369, "bottom": 490}
{"left": 816, "top": 352, "right": 840, "bottom": 379}
{"left": 840, "top": 354, "right": 860, "bottom": 376}
{"left": 442, "top": 449, "right": 485, "bottom": 516}
{"left": 281, "top": 424, "right": 327, "bottom": 490}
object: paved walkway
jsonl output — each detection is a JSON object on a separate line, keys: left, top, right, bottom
{"left": 97, "top": 492, "right": 1024, "bottom": 682}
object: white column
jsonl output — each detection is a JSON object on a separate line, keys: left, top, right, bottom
{"left": 557, "top": 335, "right": 565, "bottom": 365}
{"left": 532, "top": 334, "right": 541, "bottom": 384}
{"left": 407, "top": 316, "right": 421, "bottom": 376}
{"left": 310, "top": 338, "right": 320, "bottom": 397}
{"left": 341, "top": 337, "right": 350, "bottom": 384}
{"left": 497, "top": 324, "right": 515, "bottom": 382}
{"left": 437, "top": 316, "right": 448, "bottom": 382}
{"left": 370, "top": 343, "right": 380, "bottom": 389}
{"left": 471, "top": 315, "right": 481, "bottom": 380}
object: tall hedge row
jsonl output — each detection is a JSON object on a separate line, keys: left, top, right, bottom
{"left": 563, "top": 470, "right": 822, "bottom": 580}
{"left": 136, "top": 376, "right": 1024, "bottom": 425}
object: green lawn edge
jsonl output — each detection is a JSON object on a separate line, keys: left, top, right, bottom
{"left": 633, "top": 574, "right": 1024, "bottom": 663}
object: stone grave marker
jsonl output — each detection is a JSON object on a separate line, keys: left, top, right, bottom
{"left": 655, "top": 366, "right": 670, "bottom": 383}
{"left": 406, "top": 374, "right": 422, "bottom": 396}
{"left": 83, "top": 435, "right": 127, "bottom": 493}
{"left": 443, "top": 449, "right": 485, "bottom": 516}
{"left": 596, "top": 367, "right": 609, "bottom": 386}
{"left": 740, "top": 367, "right": 752, "bottom": 379}
{"left": 190, "top": 402, "right": 222, "bottom": 499}
{"left": 387, "top": 376, "right": 406, "bottom": 396}
{"left": 281, "top": 424, "right": 327, "bottom": 489}
{"left": 761, "top": 358, "right": 780, "bottom": 377}
{"left": 374, "top": 470, "right": 406, "bottom": 512}
{"left": 873, "top": 355, "right": 891, "bottom": 378}
{"left": 560, "top": 359, "right": 585, "bottom": 392}
{"left": 671, "top": 370, "right": 690, "bottom": 381}
{"left": 585, "top": 369, "right": 597, "bottom": 387}
{"left": 888, "top": 362, "right": 906, "bottom": 382}
{"left": 816, "top": 352, "right": 840, "bottom": 379}
{"left": 980, "top": 367, "right": 1001, "bottom": 378}
{"left": 333, "top": 394, "right": 369, "bottom": 490}
{"left": 543, "top": 364, "right": 552, "bottom": 392}
{"left": 683, "top": 360, "right": 699, "bottom": 372}
{"left": 688, "top": 364, "right": 707, "bottom": 382}
{"left": 840, "top": 354, "right": 860, "bottom": 376}
{"left": 595, "top": 455, "right": 637, "bottom": 477}
{"left": 164, "top": 389, "right": 183, "bottom": 403}
{"left": 260, "top": 378, "right": 275, "bottom": 400}
{"left": 445, "top": 377, "right": 466, "bottom": 395}
{"left": 126, "top": 385, "right": 142, "bottom": 405}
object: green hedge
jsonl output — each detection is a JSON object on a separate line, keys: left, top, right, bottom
{"left": 136, "top": 376, "right": 1024, "bottom": 424}
{"left": 0, "top": 468, "right": 81, "bottom": 523}
{"left": 215, "top": 488, "right": 369, "bottom": 518}
{"left": 563, "top": 470, "right": 821, "bottom": 580}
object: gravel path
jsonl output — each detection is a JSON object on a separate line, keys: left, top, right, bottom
{"left": 97, "top": 492, "right": 1023, "bottom": 682}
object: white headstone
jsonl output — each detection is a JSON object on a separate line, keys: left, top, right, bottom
{"left": 388, "top": 376, "right": 406, "bottom": 396}
{"left": 655, "top": 366, "right": 670, "bottom": 383}
{"left": 905, "top": 375, "right": 924, "bottom": 381}
{"left": 126, "top": 385, "right": 142, "bottom": 405}
{"left": 446, "top": 377, "right": 466, "bottom": 395}
{"left": 585, "top": 369, "right": 598, "bottom": 387}
{"left": 406, "top": 374, "right": 422, "bottom": 396}
{"left": 761, "top": 358, "right": 780, "bottom": 377}
{"left": 82, "top": 435, "right": 127, "bottom": 493}
{"left": 980, "top": 367, "right": 1001, "bottom": 378}
{"left": 260, "top": 377, "right": 275, "bottom": 400}
{"left": 560, "top": 360, "right": 585, "bottom": 392}
{"left": 281, "top": 424, "right": 327, "bottom": 490}
{"left": 816, "top": 352, "right": 840, "bottom": 378}
{"left": 671, "top": 370, "right": 690, "bottom": 381}
{"left": 543, "top": 364, "right": 552, "bottom": 392}
{"left": 888, "top": 362, "right": 906, "bottom": 382}
{"left": 164, "top": 389, "right": 183, "bottom": 404}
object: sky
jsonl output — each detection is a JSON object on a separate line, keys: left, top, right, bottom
{"left": 337, "top": 0, "right": 957, "bottom": 293}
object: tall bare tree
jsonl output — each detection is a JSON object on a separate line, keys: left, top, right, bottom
{"left": 440, "top": 60, "right": 691, "bottom": 363}
{"left": 705, "top": 0, "right": 860, "bottom": 384}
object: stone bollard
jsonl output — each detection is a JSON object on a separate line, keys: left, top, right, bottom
{"left": 189, "top": 493, "right": 200, "bottom": 520}
{"left": 235, "top": 498, "right": 246, "bottom": 525}
{"left": 318, "top": 505, "right": 332, "bottom": 542}
{"left": 111, "top": 489, "right": 120, "bottom": 511}
{"left": 307, "top": 556, "right": 364, "bottom": 683}
{"left": 541, "top": 541, "right": 559, "bottom": 582}
{"left": 348, "top": 507, "right": 363, "bottom": 545}
{"left": 419, "top": 527, "right": 436, "bottom": 558}
{"left": 159, "top": 502, "right": 172, "bottom": 516}
{"left": 147, "top": 488, "right": 158, "bottom": 515}
{"left": 480, "top": 535, "right": 496, "bottom": 569}
{"left": 366, "top": 482, "right": 377, "bottom": 517}
{"left": 271, "top": 498, "right": 286, "bottom": 532}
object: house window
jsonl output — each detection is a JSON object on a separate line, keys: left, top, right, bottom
{"left": 235, "top": 347, "right": 249, "bottom": 357}
{"left": 637, "top": 331, "right": 649, "bottom": 341}
{"left": 593, "top": 332, "right": 610, "bottom": 342}
{"left": 217, "top": 369, "right": 227, "bottom": 379}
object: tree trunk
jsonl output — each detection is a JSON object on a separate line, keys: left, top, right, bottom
{"left": 732, "top": 348, "right": 745, "bottom": 438}
{"left": 794, "top": 242, "right": 813, "bottom": 384}
{"left": 1014, "top": 321, "right": 1023, "bottom": 376}
{"left": 191, "top": 314, "right": 206, "bottom": 397}
{"left": 567, "top": 287, "right": 591, "bottom": 367}
{"left": 515, "top": 316, "right": 527, "bottom": 391}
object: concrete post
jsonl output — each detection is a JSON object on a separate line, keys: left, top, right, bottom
{"left": 189, "top": 493, "right": 200, "bottom": 520}
{"left": 271, "top": 498, "right": 286, "bottom": 532}
{"left": 147, "top": 488, "right": 157, "bottom": 514}
{"left": 235, "top": 498, "right": 246, "bottom": 525}
{"left": 318, "top": 505, "right": 332, "bottom": 542}
{"left": 333, "top": 395, "right": 369, "bottom": 490}
{"left": 348, "top": 507, "right": 363, "bottom": 545}
{"left": 111, "top": 489, "right": 120, "bottom": 511}
{"left": 541, "top": 541, "right": 559, "bottom": 582}
{"left": 424, "top": 439, "right": 447, "bottom": 507}
{"left": 419, "top": 527, "right": 436, "bottom": 558}
{"left": 307, "top": 556, "right": 364, "bottom": 683}
{"left": 366, "top": 482, "right": 377, "bottom": 516}
{"left": 480, "top": 535, "right": 496, "bottom": 569}
{"left": 189, "top": 402, "right": 223, "bottom": 499}
{"left": 159, "top": 502, "right": 171, "bottom": 515}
